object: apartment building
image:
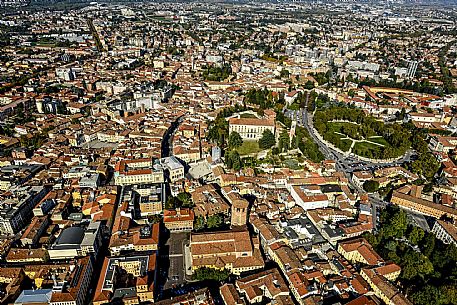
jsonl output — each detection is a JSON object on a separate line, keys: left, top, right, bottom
{"left": 160, "top": 156, "right": 185, "bottom": 182}
{"left": 163, "top": 208, "right": 194, "bottom": 232}
{"left": 432, "top": 220, "right": 457, "bottom": 247}
{"left": 390, "top": 191, "right": 457, "bottom": 220}
{"left": 338, "top": 238, "right": 383, "bottom": 266}
{"left": 289, "top": 185, "right": 329, "bottom": 210}
{"left": 0, "top": 186, "right": 49, "bottom": 235}
{"left": 93, "top": 254, "right": 156, "bottom": 305}
{"left": 190, "top": 228, "right": 264, "bottom": 275}
{"left": 114, "top": 158, "right": 164, "bottom": 186}
{"left": 361, "top": 267, "right": 412, "bottom": 305}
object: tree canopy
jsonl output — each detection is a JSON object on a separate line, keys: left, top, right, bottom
{"left": 259, "top": 129, "right": 276, "bottom": 149}
{"left": 363, "top": 206, "right": 457, "bottom": 305}
{"left": 228, "top": 131, "right": 243, "bottom": 149}
{"left": 363, "top": 180, "right": 380, "bottom": 193}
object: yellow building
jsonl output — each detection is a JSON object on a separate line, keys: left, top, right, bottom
{"left": 190, "top": 229, "right": 264, "bottom": 275}
{"left": 391, "top": 191, "right": 457, "bottom": 220}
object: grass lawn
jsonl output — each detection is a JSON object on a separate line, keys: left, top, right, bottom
{"left": 327, "top": 122, "right": 359, "bottom": 134}
{"left": 353, "top": 141, "right": 383, "bottom": 156}
{"left": 340, "top": 139, "right": 353, "bottom": 152}
{"left": 236, "top": 140, "right": 262, "bottom": 155}
{"left": 367, "top": 136, "right": 389, "bottom": 146}
{"left": 240, "top": 113, "right": 257, "bottom": 119}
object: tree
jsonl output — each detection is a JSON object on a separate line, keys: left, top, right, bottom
{"left": 304, "top": 80, "right": 315, "bottom": 90}
{"left": 411, "top": 285, "right": 444, "bottom": 305}
{"left": 411, "top": 152, "right": 440, "bottom": 180}
{"left": 259, "top": 129, "right": 276, "bottom": 149}
{"left": 421, "top": 232, "right": 436, "bottom": 257}
{"left": 177, "top": 192, "right": 193, "bottom": 207}
{"left": 192, "top": 267, "right": 230, "bottom": 281}
{"left": 194, "top": 216, "right": 206, "bottom": 231}
{"left": 401, "top": 250, "right": 434, "bottom": 280}
{"left": 407, "top": 226, "right": 425, "bottom": 245}
{"left": 206, "top": 214, "right": 223, "bottom": 229}
{"left": 379, "top": 206, "right": 408, "bottom": 239}
{"left": 363, "top": 180, "right": 380, "bottom": 193}
{"left": 280, "top": 69, "right": 290, "bottom": 78}
{"left": 278, "top": 130, "right": 290, "bottom": 152}
{"left": 228, "top": 131, "right": 243, "bottom": 149}
{"left": 165, "top": 196, "right": 179, "bottom": 209}
{"left": 225, "top": 150, "right": 241, "bottom": 171}
{"left": 148, "top": 215, "right": 161, "bottom": 224}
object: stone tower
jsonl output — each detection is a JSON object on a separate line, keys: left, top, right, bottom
{"left": 231, "top": 198, "right": 249, "bottom": 227}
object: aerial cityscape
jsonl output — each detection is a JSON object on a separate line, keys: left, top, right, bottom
{"left": 0, "top": 1, "right": 456, "bottom": 305}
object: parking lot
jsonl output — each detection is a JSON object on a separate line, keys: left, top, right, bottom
{"left": 163, "top": 232, "right": 189, "bottom": 290}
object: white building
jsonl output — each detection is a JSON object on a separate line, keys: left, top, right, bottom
{"left": 160, "top": 156, "right": 185, "bottom": 182}
{"left": 289, "top": 185, "right": 329, "bottom": 210}
{"left": 228, "top": 117, "right": 275, "bottom": 140}
{"left": 432, "top": 220, "right": 457, "bottom": 247}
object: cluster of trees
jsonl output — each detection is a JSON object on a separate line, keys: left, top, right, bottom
{"left": 275, "top": 109, "right": 324, "bottom": 163}
{"left": 244, "top": 88, "right": 279, "bottom": 110}
{"left": 363, "top": 180, "right": 380, "bottom": 192}
{"left": 438, "top": 40, "right": 457, "bottom": 94}
{"left": 293, "top": 126, "right": 325, "bottom": 163}
{"left": 207, "top": 116, "right": 229, "bottom": 148}
{"left": 411, "top": 151, "right": 441, "bottom": 180}
{"left": 277, "top": 130, "right": 290, "bottom": 153}
{"left": 287, "top": 91, "right": 308, "bottom": 110}
{"left": 363, "top": 206, "right": 457, "bottom": 305}
{"left": 201, "top": 63, "right": 232, "bottom": 81}
{"left": 309, "top": 93, "right": 331, "bottom": 111}
{"left": 224, "top": 150, "right": 241, "bottom": 171}
{"left": 410, "top": 130, "right": 441, "bottom": 180}
{"left": 309, "top": 72, "right": 330, "bottom": 86}
{"left": 259, "top": 130, "right": 275, "bottom": 149}
{"left": 192, "top": 267, "right": 230, "bottom": 282}
{"left": 279, "top": 69, "right": 290, "bottom": 78}
{"left": 287, "top": 91, "right": 331, "bottom": 112}
{"left": 194, "top": 214, "right": 225, "bottom": 231}
{"left": 207, "top": 104, "right": 248, "bottom": 148}
{"left": 165, "top": 192, "right": 193, "bottom": 209}
{"left": 314, "top": 107, "right": 411, "bottom": 159}
{"left": 228, "top": 131, "right": 243, "bottom": 150}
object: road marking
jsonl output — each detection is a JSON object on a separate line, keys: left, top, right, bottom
{"left": 169, "top": 254, "right": 183, "bottom": 258}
